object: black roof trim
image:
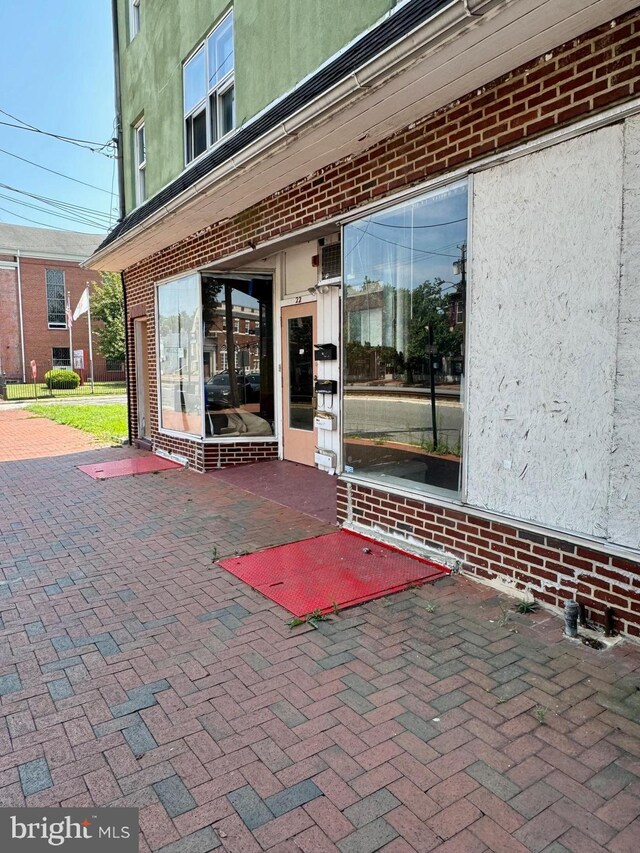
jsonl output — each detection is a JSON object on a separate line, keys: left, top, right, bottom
{"left": 98, "top": 0, "right": 450, "bottom": 253}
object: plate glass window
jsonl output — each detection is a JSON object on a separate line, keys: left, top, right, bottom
{"left": 202, "top": 275, "right": 274, "bottom": 438}
{"left": 184, "top": 11, "right": 234, "bottom": 164}
{"left": 157, "top": 275, "right": 203, "bottom": 436}
{"left": 343, "top": 180, "right": 468, "bottom": 498}
{"left": 288, "top": 316, "right": 314, "bottom": 431}
{"left": 134, "top": 121, "right": 146, "bottom": 206}
{"left": 46, "top": 269, "right": 66, "bottom": 328}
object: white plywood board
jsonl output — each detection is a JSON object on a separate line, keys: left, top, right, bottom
{"left": 466, "top": 126, "right": 623, "bottom": 538}
{"left": 607, "top": 116, "right": 640, "bottom": 549}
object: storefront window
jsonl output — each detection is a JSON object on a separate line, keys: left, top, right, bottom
{"left": 343, "top": 181, "right": 468, "bottom": 497}
{"left": 201, "top": 275, "right": 274, "bottom": 437}
{"left": 157, "top": 274, "right": 203, "bottom": 435}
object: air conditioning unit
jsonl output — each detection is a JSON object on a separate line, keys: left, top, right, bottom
{"left": 319, "top": 234, "right": 341, "bottom": 281}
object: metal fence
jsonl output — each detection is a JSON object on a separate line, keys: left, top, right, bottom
{"left": 0, "top": 369, "right": 126, "bottom": 402}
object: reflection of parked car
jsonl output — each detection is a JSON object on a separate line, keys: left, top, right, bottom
{"left": 245, "top": 372, "right": 261, "bottom": 395}
{"left": 205, "top": 371, "right": 257, "bottom": 408}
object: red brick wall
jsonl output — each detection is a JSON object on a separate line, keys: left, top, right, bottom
{"left": 337, "top": 482, "right": 640, "bottom": 639}
{"left": 203, "top": 441, "right": 278, "bottom": 471}
{"left": 8, "top": 257, "right": 124, "bottom": 382}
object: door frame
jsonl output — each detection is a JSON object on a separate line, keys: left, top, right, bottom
{"left": 281, "top": 300, "right": 317, "bottom": 465}
{"left": 133, "top": 318, "right": 150, "bottom": 439}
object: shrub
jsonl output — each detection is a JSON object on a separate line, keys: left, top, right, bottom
{"left": 44, "top": 369, "right": 81, "bottom": 389}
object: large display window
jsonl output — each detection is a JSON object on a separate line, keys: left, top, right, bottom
{"left": 157, "top": 274, "right": 203, "bottom": 435}
{"left": 157, "top": 272, "right": 274, "bottom": 439}
{"left": 201, "top": 275, "right": 274, "bottom": 437}
{"left": 343, "top": 181, "right": 468, "bottom": 497}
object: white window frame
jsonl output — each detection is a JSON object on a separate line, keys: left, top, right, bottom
{"left": 129, "top": 0, "right": 140, "bottom": 41}
{"left": 134, "top": 120, "right": 146, "bottom": 207}
{"left": 183, "top": 10, "right": 234, "bottom": 166}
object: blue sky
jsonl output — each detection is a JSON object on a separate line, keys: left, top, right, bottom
{"left": 0, "top": 0, "right": 116, "bottom": 235}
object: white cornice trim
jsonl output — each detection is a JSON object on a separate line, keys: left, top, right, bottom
{"left": 0, "top": 248, "right": 96, "bottom": 264}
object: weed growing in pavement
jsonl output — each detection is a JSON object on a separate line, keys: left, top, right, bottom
{"left": 422, "top": 601, "right": 437, "bottom": 613}
{"left": 496, "top": 696, "right": 508, "bottom": 704}
{"left": 497, "top": 602, "right": 510, "bottom": 628}
{"left": 331, "top": 600, "right": 341, "bottom": 615}
{"left": 534, "top": 706, "right": 548, "bottom": 724}
{"left": 211, "top": 546, "right": 218, "bottom": 562}
{"left": 287, "top": 609, "right": 330, "bottom": 629}
{"left": 307, "top": 608, "right": 329, "bottom": 625}
{"left": 516, "top": 599, "right": 538, "bottom": 614}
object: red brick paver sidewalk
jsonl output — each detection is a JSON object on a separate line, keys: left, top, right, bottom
{"left": 0, "top": 409, "right": 104, "bottom": 461}
{"left": 1, "top": 446, "right": 640, "bottom": 853}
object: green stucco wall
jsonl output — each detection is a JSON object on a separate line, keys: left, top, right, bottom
{"left": 118, "top": 0, "right": 395, "bottom": 214}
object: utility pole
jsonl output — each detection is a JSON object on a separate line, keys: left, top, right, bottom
{"left": 426, "top": 324, "right": 438, "bottom": 449}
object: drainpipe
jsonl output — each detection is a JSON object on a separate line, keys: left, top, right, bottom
{"left": 0, "top": 252, "right": 26, "bottom": 382}
{"left": 122, "top": 271, "right": 133, "bottom": 445}
{"left": 16, "top": 250, "right": 26, "bottom": 382}
{"left": 111, "top": 0, "right": 126, "bottom": 221}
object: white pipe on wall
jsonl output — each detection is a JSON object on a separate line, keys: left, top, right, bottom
{"left": 17, "top": 250, "right": 26, "bottom": 383}
{"left": 0, "top": 251, "right": 26, "bottom": 382}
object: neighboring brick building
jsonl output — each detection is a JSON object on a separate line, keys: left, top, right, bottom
{"left": 0, "top": 224, "right": 123, "bottom": 383}
{"left": 88, "top": 1, "right": 640, "bottom": 637}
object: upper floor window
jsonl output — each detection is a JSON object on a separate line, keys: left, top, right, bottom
{"left": 129, "top": 0, "right": 140, "bottom": 41}
{"left": 183, "top": 11, "right": 234, "bottom": 165}
{"left": 46, "top": 269, "right": 66, "bottom": 328}
{"left": 134, "top": 120, "right": 146, "bottom": 206}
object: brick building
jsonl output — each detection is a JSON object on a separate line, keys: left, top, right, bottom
{"left": 88, "top": 1, "right": 640, "bottom": 637}
{"left": 0, "top": 224, "right": 123, "bottom": 383}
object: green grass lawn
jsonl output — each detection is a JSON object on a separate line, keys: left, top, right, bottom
{"left": 6, "top": 381, "right": 126, "bottom": 401}
{"left": 26, "top": 403, "right": 128, "bottom": 444}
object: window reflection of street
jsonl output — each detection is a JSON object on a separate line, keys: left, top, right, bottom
{"left": 288, "top": 316, "right": 313, "bottom": 431}
{"left": 343, "top": 181, "right": 468, "bottom": 496}
{"left": 201, "top": 275, "right": 274, "bottom": 437}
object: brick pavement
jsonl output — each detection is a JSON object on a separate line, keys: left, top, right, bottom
{"left": 1, "top": 443, "right": 640, "bottom": 853}
{"left": 0, "top": 409, "right": 105, "bottom": 461}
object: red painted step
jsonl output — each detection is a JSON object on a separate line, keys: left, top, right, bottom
{"left": 219, "top": 529, "right": 448, "bottom": 616}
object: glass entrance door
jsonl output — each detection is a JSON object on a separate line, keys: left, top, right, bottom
{"left": 282, "top": 302, "right": 317, "bottom": 465}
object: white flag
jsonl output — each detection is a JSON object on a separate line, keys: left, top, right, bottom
{"left": 73, "top": 287, "right": 90, "bottom": 320}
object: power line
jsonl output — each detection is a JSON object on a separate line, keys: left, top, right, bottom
{"left": 0, "top": 183, "right": 113, "bottom": 223}
{"left": 348, "top": 224, "right": 462, "bottom": 259}
{"left": 0, "top": 146, "right": 114, "bottom": 195}
{"left": 0, "top": 193, "right": 108, "bottom": 230}
{"left": 0, "top": 205, "right": 102, "bottom": 233}
{"left": 0, "top": 107, "right": 116, "bottom": 155}
{"left": 365, "top": 216, "right": 467, "bottom": 229}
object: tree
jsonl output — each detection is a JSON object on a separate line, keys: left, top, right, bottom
{"left": 407, "top": 278, "right": 463, "bottom": 368}
{"left": 91, "top": 272, "right": 125, "bottom": 363}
